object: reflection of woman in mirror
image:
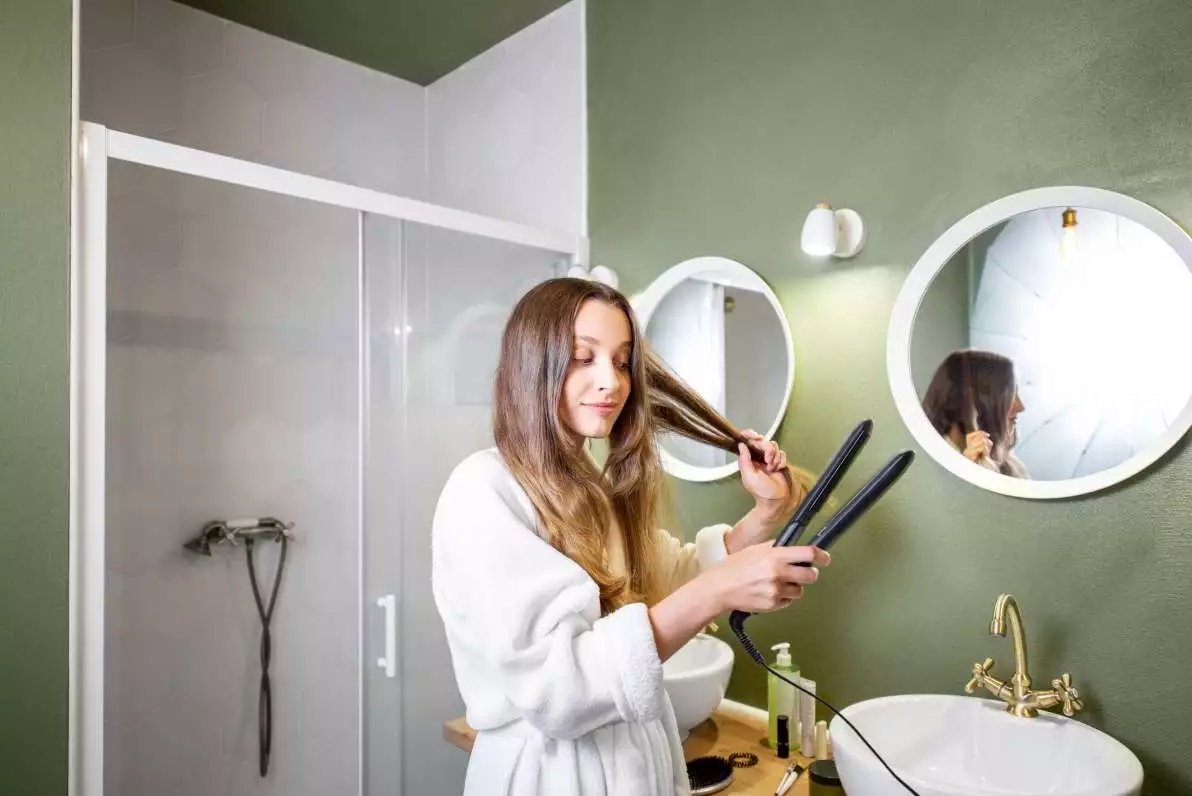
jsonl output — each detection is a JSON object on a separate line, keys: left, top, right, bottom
{"left": 921, "top": 349, "right": 1029, "bottom": 478}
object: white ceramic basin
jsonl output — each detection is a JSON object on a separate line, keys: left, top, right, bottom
{"left": 662, "top": 634, "right": 733, "bottom": 738}
{"left": 831, "top": 694, "right": 1142, "bottom": 796}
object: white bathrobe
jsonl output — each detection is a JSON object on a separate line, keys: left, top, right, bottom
{"left": 432, "top": 448, "right": 732, "bottom": 796}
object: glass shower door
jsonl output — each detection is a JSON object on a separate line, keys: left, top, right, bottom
{"left": 79, "top": 120, "right": 586, "bottom": 796}
{"left": 104, "top": 162, "right": 362, "bottom": 796}
{"left": 362, "top": 213, "right": 568, "bottom": 795}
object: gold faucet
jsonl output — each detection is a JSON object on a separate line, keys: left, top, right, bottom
{"left": 964, "top": 593, "right": 1084, "bottom": 718}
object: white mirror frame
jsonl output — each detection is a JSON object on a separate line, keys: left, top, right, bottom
{"left": 633, "top": 256, "right": 795, "bottom": 482}
{"left": 888, "top": 186, "right": 1192, "bottom": 499}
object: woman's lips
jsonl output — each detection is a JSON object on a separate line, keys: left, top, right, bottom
{"left": 584, "top": 402, "right": 618, "bottom": 417}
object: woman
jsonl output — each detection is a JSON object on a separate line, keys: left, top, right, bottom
{"left": 432, "top": 278, "right": 828, "bottom": 795}
{"left": 920, "top": 349, "right": 1028, "bottom": 478}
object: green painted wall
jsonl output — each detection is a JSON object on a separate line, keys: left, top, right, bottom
{"left": 588, "top": 1, "right": 1192, "bottom": 792}
{"left": 0, "top": 2, "right": 73, "bottom": 795}
{"left": 177, "top": 0, "right": 569, "bottom": 85}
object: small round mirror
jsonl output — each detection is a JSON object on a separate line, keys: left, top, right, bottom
{"left": 889, "top": 187, "right": 1192, "bottom": 498}
{"left": 633, "top": 257, "right": 794, "bottom": 482}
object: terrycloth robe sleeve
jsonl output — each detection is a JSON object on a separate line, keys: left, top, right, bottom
{"left": 652, "top": 524, "right": 732, "bottom": 596}
{"left": 432, "top": 452, "right": 670, "bottom": 741}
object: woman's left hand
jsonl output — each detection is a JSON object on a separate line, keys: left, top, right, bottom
{"left": 723, "top": 431, "right": 803, "bottom": 554}
{"left": 737, "top": 430, "right": 794, "bottom": 516}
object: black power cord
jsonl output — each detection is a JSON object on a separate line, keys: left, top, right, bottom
{"left": 730, "top": 614, "right": 921, "bottom": 796}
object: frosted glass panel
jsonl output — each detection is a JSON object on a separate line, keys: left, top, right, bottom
{"left": 105, "top": 163, "right": 360, "bottom": 796}
{"left": 362, "top": 213, "right": 565, "bottom": 795}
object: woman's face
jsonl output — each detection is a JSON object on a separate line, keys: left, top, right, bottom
{"left": 561, "top": 299, "right": 633, "bottom": 439}
{"left": 1007, "top": 392, "right": 1025, "bottom": 443}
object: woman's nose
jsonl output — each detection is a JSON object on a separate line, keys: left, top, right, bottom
{"left": 595, "top": 359, "right": 620, "bottom": 392}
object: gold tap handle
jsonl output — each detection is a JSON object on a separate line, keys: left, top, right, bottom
{"left": 1050, "top": 673, "right": 1083, "bottom": 716}
{"left": 965, "top": 658, "right": 995, "bottom": 694}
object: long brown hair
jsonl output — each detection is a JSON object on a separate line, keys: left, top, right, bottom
{"left": 921, "top": 349, "right": 1018, "bottom": 471}
{"left": 494, "top": 277, "right": 812, "bottom": 614}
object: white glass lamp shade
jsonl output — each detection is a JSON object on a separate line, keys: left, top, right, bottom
{"left": 801, "top": 203, "right": 866, "bottom": 258}
{"left": 590, "top": 265, "right": 619, "bottom": 288}
{"left": 801, "top": 204, "right": 838, "bottom": 256}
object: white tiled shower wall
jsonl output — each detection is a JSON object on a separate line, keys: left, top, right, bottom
{"left": 82, "top": 1, "right": 585, "bottom": 794}
{"left": 427, "top": 0, "right": 587, "bottom": 236}
{"left": 83, "top": 0, "right": 586, "bottom": 223}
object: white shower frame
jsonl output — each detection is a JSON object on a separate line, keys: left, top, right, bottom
{"left": 69, "top": 121, "right": 588, "bottom": 796}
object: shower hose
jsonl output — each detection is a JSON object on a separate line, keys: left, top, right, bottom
{"left": 245, "top": 535, "right": 289, "bottom": 777}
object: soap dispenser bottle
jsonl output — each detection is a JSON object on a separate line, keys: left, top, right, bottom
{"left": 767, "top": 642, "right": 800, "bottom": 750}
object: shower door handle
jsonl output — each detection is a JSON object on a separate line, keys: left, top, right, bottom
{"left": 376, "top": 594, "right": 397, "bottom": 678}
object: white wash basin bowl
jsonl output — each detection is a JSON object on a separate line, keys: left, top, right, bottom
{"left": 831, "top": 694, "right": 1142, "bottom": 796}
{"left": 663, "top": 634, "right": 733, "bottom": 738}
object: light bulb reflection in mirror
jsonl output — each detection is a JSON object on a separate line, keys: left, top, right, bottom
{"left": 1060, "top": 208, "right": 1079, "bottom": 263}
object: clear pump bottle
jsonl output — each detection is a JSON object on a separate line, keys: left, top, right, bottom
{"left": 767, "top": 642, "right": 800, "bottom": 750}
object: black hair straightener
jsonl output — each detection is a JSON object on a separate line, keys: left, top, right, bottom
{"left": 729, "top": 419, "right": 912, "bottom": 633}
{"left": 728, "top": 420, "right": 921, "bottom": 795}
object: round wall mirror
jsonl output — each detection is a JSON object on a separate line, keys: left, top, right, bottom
{"left": 633, "top": 256, "right": 794, "bottom": 482}
{"left": 889, "top": 186, "right": 1192, "bottom": 499}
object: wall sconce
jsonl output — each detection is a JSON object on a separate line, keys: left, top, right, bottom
{"left": 567, "top": 264, "right": 620, "bottom": 289}
{"left": 800, "top": 203, "right": 866, "bottom": 258}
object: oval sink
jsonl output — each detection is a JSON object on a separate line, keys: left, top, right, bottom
{"left": 662, "top": 634, "right": 733, "bottom": 739}
{"left": 831, "top": 694, "right": 1142, "bottom": 796}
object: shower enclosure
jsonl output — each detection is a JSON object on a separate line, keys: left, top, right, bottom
{"left": 72, "top": 122, "right": 586, "bottom": 795}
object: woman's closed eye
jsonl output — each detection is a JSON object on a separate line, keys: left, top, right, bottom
{"left": 573, "top": 358, "right": 628, "bottom": 370}
{"left": 571, "top": 345, "right": 630, "bottom": 370}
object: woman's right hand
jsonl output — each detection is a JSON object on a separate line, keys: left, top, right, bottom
{"left": 702, "top": 542, "right": 830, "bottom": 614}
{"left": 649, "top": 542, "right": 830, "bottom": 661}
{"left": 963, "top": 430, "right": 993, "bottom": 462}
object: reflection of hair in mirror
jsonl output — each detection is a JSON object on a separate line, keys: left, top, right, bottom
{"left": 921, "top": 349, "right": 1028, "bottom": 478}
{"left": 494, "top": 277, "right": 815, "bottom": 614}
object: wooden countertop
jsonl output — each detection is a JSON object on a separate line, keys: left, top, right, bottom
{"left": 443, "top": 705, "right": 813, "bottom": 795}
